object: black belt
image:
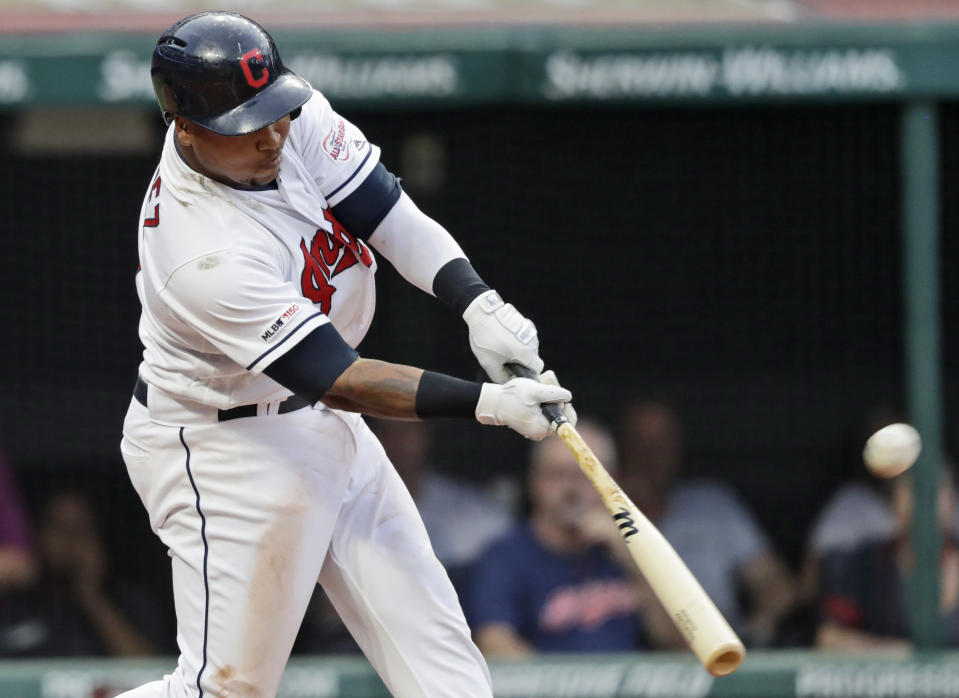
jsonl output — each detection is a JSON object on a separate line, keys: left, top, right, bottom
{"left": 133, "top": 375, "right": 311, "bottom": 422}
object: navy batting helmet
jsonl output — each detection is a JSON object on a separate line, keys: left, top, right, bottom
{"left": 151, "top": 12, "right": 313, "bottom": 136}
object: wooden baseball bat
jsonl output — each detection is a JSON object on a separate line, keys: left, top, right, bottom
{"left": 509, "top": 364, "right": 745, "bottom": 677}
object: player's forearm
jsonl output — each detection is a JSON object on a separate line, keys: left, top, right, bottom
{"left": 325, "top": 359, "right": 568, "bottom": 441}
{"left": 324, "top": 358, "right": 425, "bottom": 419}
{"left": 324, "top": 358, "right": 486, "bottom": 422}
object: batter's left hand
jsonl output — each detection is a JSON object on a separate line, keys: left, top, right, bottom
{"left": 463, "top": 290, "right": 544, "bottom": 383}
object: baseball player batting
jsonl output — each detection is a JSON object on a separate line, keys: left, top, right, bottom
{"left": 118, "top": 11, "right": 574, "bottom": 698}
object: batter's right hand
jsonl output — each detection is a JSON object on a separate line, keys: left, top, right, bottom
{"left": 475, "top": 377, "right": 571, "bottom": 440}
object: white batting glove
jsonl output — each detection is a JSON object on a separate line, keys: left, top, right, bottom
{"left": 475, "top": 377, "right": 572, "bottom": 441}
{"left": 463, "top": 290, "right": 544, "bottom": 383}
{"left": 538, "top": 369, "right": 578, "bottom": 427}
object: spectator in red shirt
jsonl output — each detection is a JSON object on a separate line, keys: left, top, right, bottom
{"left": 816, "top": 467, "right": 959, "bottom": 649}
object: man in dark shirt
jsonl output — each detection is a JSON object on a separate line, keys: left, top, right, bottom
{"left": 468, "top": 419, "right": 677, "bottom": 655}
{"left": 0, "top": 492, "right": 165, "bottom": 657}
{"left": 817, "top": 470, "right": 959, "bottom": 649}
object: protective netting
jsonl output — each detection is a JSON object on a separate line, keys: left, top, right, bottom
{"left": 357, "top": 103, "right": 904, "bottom": 560}
{"left": 0, "top": 102, "right": 906, "bottom": 650}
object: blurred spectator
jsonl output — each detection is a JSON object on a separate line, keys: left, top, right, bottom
{"left": 816, "top": 467, "right": 959, "bottom": 650}
{"left": 467, "top": 419, "right": 678, "bottom": 657}
{"left": 617, "top": 401, "right": 798, "bottom": 647}
{"left": 799, "top": 407, "right": 913, "bottom": 603}
{"left": 0, "top": 491, "right": 164, "bottom": 657}
{"left": 800, "top": 480, "right": 896, "bottom": 603}
{"left": 0, "top": 456, "right": 35, "bottom": 595}
{"left": 369, "top": 418, "right": 513, "bottom": 579}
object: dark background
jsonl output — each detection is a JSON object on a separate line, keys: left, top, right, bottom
{"left": 1, "top": 100, "right": 942, "bottom": 602}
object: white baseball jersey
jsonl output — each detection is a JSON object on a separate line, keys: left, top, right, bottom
{"left": 121, "top": 88, "right": 493, "bottom": 698}
{"left": 136, "top": 90, "right": 378, "bottom": 410}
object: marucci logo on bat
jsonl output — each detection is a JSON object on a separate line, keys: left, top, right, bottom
{"left": 613, "top": 509, "right": 638, "bottom": 538}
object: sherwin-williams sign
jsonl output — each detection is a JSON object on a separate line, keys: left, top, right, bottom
{"left": 2, "top": 23, "right": 959, "bottom": 108}
{"left": 540, "top": 46, "right": 904, "bottom": 100}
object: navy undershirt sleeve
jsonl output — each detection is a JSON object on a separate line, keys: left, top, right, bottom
{"left": 330, "top": 162, "right": 402, "bottom": 240}
{"left": 415, "top": 371, "right": 482, "bottom": 419}
{"left": 433, "top": 258, "right": 491, "bottom": 315}
{"left": 263, "top": 323, "right": 358, "bottom": 403}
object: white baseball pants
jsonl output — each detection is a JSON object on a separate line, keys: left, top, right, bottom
{"left": 116, "top": 394, "right": 491, "bottom": 698}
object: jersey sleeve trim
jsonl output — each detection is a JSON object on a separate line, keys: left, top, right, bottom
{"left": 246, "top": 311, "right": 327, "bottom": 371}
{"left": 325, "top": 146, "right": 375, "bottom": 205}
{"left": 415, "top": 371, "right": 482, "bottom": 419}
{"left": 330, "top": 162, "right": 402, "bottom": 240}
{"left": 433, "top": 258, "right": 491, "bottom": 315}
{"left": 263, "top": 322, "right": 359, "bottom": 402}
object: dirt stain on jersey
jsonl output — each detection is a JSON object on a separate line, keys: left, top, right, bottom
{"left": 210, "top": 665, "right": 262, "bottom": 698}
{"left": 197, "top": 255, "right": 223, "bottom": 270}
{"left": 238, "top": 479, "right": 317, "bottom": 684}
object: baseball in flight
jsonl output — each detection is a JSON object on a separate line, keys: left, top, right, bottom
{"left": 862, "top": 423, "right": 922, "bottom": 478}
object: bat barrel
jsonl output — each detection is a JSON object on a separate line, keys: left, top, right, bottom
{"left": 504, "top": 362, "right": 745, "bottom": 677}
{"left": 619, "top": 499, "right": 746, "bottom": 676}
{"left": 707, "top": 644, "right": 746, "bottom": 677}
{"left": 555, "top": 423, "right": 746, "bottom": 678}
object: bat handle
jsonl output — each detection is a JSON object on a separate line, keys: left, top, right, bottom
{"left": 504, "top": 362, "right": 568, "bottom": 428}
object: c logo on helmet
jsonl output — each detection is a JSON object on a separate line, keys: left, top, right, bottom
{"left": 240, "top": 48, "right": 270, "bottom": 88}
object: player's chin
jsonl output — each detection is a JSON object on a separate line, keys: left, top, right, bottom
{"left": 252, "top": 161, "right": 281, "bottom": 184}
{"left": 246, "top": 168, "right": 279, "bottom": 186}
